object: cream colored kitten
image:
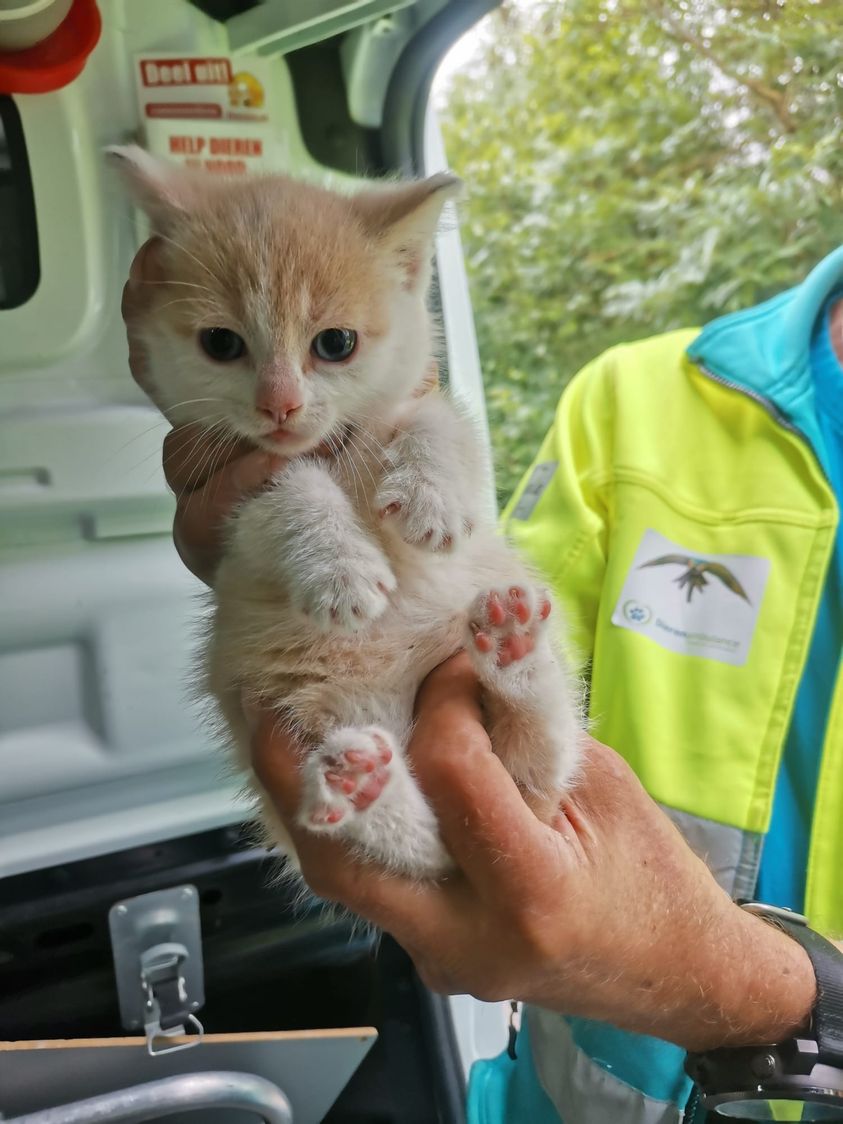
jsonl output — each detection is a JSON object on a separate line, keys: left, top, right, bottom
{"left": 111, "top": 146, "right": 582, "bottom": 877}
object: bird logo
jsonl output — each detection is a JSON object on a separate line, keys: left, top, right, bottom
{"left": 639, "top": 555, "right": 750, "bottom": 604}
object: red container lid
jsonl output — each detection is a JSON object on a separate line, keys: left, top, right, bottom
{"left": 0, "top": 0, "right": 102, "bottom": 95}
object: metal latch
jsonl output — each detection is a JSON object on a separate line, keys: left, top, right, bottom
{"left": 109, "top": 886, "right": 205, "bottom": 1056}
{"left": 507, "top": 1000, "right": 522, "bottom": 1059}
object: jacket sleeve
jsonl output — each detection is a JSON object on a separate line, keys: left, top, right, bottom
{"left": 501, "top": 351, "right": 616, "bottom": 673}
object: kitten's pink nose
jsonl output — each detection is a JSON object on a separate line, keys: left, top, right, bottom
{"left": 257, "top": 400, "right": 301, "bottom": 426}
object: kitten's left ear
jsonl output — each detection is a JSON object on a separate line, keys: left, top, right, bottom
{"left": 106, "top": 144, "right": 195, "bottom": 232}
{"left": 355, "top": 174, "right": 462, "bottom": 290}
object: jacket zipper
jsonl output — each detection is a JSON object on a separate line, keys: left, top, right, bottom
{"left": 693, "top": 360, "right": 804, "bottom": 439}
{"left": 695, "top": 361, "right": 838, "bottom": 504}
{"left": 698, "top": 359, "right": 839, "bottom": 919}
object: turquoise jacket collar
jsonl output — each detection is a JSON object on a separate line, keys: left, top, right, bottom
{"left": 687, "top": 245, "right": 843, "bottom": 455}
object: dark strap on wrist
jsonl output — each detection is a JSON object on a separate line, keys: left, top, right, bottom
{"left": 778, "top": 917, "right": 843, "bottom": 1067}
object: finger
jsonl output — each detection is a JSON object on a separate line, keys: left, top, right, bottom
{"left": 249, "top": 708, "right": 463, "bottom": 942}
{"left": 569, "top": 736, "right": 644, "bottom": 821}
{"left": 249, "top": 708, "right": 305, "bottom": 819}
{"left": 122, "top": 239, "right": 163, "bottom": 396}
{"left": 163, "top": 417, "right": 343, "bottom": 497}
{"left": 163, "top": 424, "right": 256, "bottom": 495}
{"left": 563, "top": 738, "right": 684, "bottom": 870}
{"left": 174, "top": 449, "right": 282, "bottom": 559}
{"left": 413, "top": 358, "right": 439, "bottom": 398}
{"left": 413, "top": 649, "right": 485, "bottom": 728}
{"left": 121, "top": 238, "right": 163, "bottom": 324}
{"left": 298, "top": 841, "right": 464, "bottom": 956}
{"left": 410, "top": 653, "right": 551, "bottom": 896}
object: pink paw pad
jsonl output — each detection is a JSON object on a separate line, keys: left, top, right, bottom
{"left": 469, "top": 586, "right": 551, "bottom": 668}
{"left": 308, "top": 731, "right": 393, "bottom": 826}
{"left": 310, "top": 806, "right": 345, "bottom": 826}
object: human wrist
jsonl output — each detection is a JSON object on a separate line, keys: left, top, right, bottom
{"left": 670, "top": 901, "right": 816, "bottom": 1052}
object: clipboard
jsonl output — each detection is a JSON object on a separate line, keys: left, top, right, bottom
{"left": 0, "top": 1027, "right": 377, "bottom": 1123}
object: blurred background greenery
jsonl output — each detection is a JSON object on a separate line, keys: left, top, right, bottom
{"left": 436, "top": 0, "right": 843, "bottom": 504}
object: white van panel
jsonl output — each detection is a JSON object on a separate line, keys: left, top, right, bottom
{"left": 0, "top": 535, "right": 253, "bottom": 877}
{"left": 0, "top": 0, "right": 317, "bottom": 876}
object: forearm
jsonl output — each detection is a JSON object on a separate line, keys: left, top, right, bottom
{"left": 531, "top": 901, "right": 815, "bottom": 1052}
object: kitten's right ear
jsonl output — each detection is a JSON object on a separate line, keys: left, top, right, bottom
{"left": 106, "top": 145, "right": 191, "bottom": 232}
{"left": 355, "top": 173, "right": 463, "bottom": 292}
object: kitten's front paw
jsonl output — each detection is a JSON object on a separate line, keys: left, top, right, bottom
{"left": 377, "top": 468, "right": 471, "bottom": 553}
{"left": 290, "top": 541, "right": 396, "bottom": 632}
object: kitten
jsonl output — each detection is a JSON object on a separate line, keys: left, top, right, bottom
{"left": 110, "top": 146, "right": 582, "bottom": 877}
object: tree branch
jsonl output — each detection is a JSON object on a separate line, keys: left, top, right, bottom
{"left": 651, "top": 5, "right": 797, "bottom": 134}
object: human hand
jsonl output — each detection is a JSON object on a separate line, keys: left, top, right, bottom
{"left": 250, "top": 652, "right": 815, "bottom": 1052}
{"left": 121, "top": 239, "right": 283, "bottom": 584}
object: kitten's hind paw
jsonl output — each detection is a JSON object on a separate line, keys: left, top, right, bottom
{"left": 298, "top": 725, "right": 451, "bottom": 877}
{"left": 300, "top": 727, "right": 394, "bottom": 831}
{"left": 467, "top": 585, "right": 551, "bottom": 670}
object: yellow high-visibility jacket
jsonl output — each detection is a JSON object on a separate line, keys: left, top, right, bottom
{"left": 475, "top": 247, "right": 843, "bottom": 1124}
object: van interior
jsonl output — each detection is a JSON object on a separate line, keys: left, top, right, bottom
{"left": 0, "top": 1, "right": 506, "bottom": 1119}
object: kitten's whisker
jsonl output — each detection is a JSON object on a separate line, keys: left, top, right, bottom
{"left": 324, "top": 433, "right": 345, "bottom": 472}
{"left": 138, "top": 420, "right": 230, "bottom": 491}
{"left": 172, "top": 444, "right": 219, "bottom": 505}
{"left": 348, "top": 422, "right": 389, "bottom": 468}
{"left": 156, "top": 297, "right": 217, "bottom": 314}
{"left": 165, "top": 397, "right": 226, "bottom": 412}
{"left": 122, "top": 411, "right": 224, "bottom": 470}
{"left": 345, "top": 425, "right": 389, "bottom": 491}
{"left": 167, "top": 420, "right": 227, "bottom": 503}
{"left": 337, "top": 437, "right": 371, "bottom": 502}
{"left": 139, "top": 280, "right": 215, "bottom": 295}
{"left": 156, "top": 232, "right": 226, "bottom": 290}
{"left": 161, "top": 412, "right": 232, "bottom": 454}
{"left": 160, "top": 418, "right": 230, "bottom": 480}
{"left": 345, "top": 429, "right": 380, "bottom": 490}
{"left": 103, "top": 418, "right": 172, "bottom": 465}
{"left": 205, "top": 428, "right": 243, "bottom": 504}
{"left": 125, "top": 413, "right": 228, "bottom": 481}
{"left": 108, "top": 402, "right": 227, "bottom": 463}
{"left": 185, "top": 433, "right": 228, "bottom": 502}
{"left": 332, "top": 438, "right": 368, "bottom": 504}
{"left": 350, "top": 445, "right": 377, "bottom": 494}
{"left": 185, "top": 425, "right": 241, "bottom": 498}
{"left": 176, "top": 423, "right": 235, "bottom": 502}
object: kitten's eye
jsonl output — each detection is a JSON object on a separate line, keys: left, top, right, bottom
{"left": 199, "top": 327, "right": 246, "bottom": 362}
{"left": 311, "top": 328, "right": 357, "bottom": 363}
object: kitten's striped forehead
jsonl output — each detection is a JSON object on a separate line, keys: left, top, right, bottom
{"left": 166, "top": 178, "right": 390, "bottom": 359}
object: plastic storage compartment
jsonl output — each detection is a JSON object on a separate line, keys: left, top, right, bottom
{"left": 0, "top": 825, "right": 467, "bottom": 1123}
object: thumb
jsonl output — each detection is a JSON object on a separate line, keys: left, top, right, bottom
{"left": 248, "top": 705, "right": 305, "bottom": 821}
{"left": 175, "top": 450, "right": 282, "bottom": 553}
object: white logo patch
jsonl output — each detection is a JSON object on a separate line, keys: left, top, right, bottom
{"left": 611, "top": 529, "right": 770, "bottom": 666}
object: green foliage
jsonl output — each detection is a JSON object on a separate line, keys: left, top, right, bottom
{"left": 438, "top": 0, "right": 843, "bottom": 503}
